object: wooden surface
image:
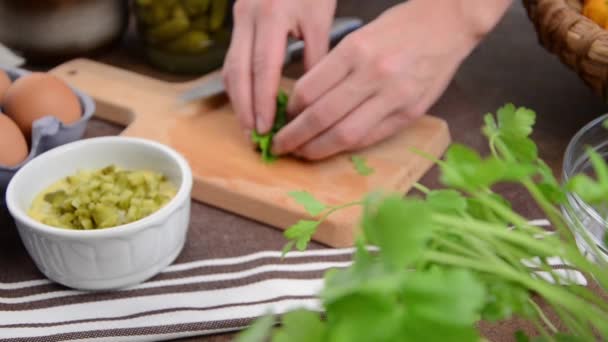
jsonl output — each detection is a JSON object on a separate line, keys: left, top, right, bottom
{"left": 48, "top": 58, "right": 450, "bottom": 248}
{"left": 18, "top": 1, "right": 608, "bottom": 341}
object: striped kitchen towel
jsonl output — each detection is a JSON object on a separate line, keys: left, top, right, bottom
{"left": 0, "top": 248, "right": 355, "bottom": 342}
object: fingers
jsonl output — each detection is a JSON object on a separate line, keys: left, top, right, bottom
{"left": 291, "top": 93, "right": 401, "bottom": 160}
{"left": 352, "top": 111, "right": 414, "bottom": 150}
{"left": 222, "top": 1, "right": 256, "bottom": 133}
{"left": 300, "top": 20, "right": 331, "bottom": 71}
{"left": 286, "top": 41, "right": 352, "bottom": 116}
{"left": 252, "top": 6, "right": 290, "bottom": 134}
{"left": 272, "top": 70, "right": 374, "bottom": 155}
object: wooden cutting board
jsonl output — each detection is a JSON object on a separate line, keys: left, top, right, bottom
{"left": 49, "top": 58, "right": 451, "bottom": 248}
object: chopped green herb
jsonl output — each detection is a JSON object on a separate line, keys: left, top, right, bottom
{"left": 288, "top": 191, "right": 326, "bottom": 217}
{"left": 350, "top": 155, "right": 374, "bottom": 176}
{"left": 252, "top": 90, "right": 289, "bottom": 163}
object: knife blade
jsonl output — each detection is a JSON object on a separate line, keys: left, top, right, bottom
{"left": 178, "top": 16, "right": 363, "bottom": 103}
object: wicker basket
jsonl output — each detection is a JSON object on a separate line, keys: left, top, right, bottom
{"left": 523, "top": 0, "right": 608, "bottom": 100}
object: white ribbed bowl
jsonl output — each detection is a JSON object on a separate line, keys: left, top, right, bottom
{"left": 5, "top": 136, "right": 193, "bottom": 291}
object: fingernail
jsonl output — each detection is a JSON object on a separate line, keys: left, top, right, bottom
{"left": 256, "top": 117, "right": 266, "bottom": 133}
{"left": 271, "top": 139, "right": 282, "bottom": 155}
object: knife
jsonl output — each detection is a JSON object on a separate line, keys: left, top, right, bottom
{"left": 178, "top": 16, "right": 363, "bottom": 103}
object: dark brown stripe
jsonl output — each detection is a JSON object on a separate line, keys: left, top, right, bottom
{"left": 3, "top": 317, "right": 259, "bottom": 342}
{"left": 0, "top": 253, "right": 353, "bottom": 298}
{"left": 0, "top": 268, "right": 344, "bottom": 311}
{"left": 0, "top": 295, "right": 315, "bottom": 328}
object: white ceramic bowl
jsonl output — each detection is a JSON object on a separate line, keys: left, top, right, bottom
{"left": 5, "top": 136, "right": 193, "bottom": 291}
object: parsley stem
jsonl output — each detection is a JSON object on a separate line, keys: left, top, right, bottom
{"left": 488, "top": 134, "right": 500, "bottom": 159}
{"left": 522, "top": 179, "right": 572, "bottom": 241}
{"left": 529, "top": 315, "right": 554, "bottom": 342}
{"left": 412, "top": 182, "right": 430, "bottom": 194}
{"left": 322, "top": 201, "right": 364, "bottom": 222}
{"left": 527, "top": 298, "right": 558, "bottom": 334}
{"left": 431, "top": 232, "right": 481, "bottom": 259}
{"left": 433, "top": 214, "right": 556, "bottom": 256}
{"left": 553, "top": 305, "right": 595, "bottom": 341}
{"left": 473, "top": 192, "right": 545, "bottom": 234}
{"left": 425, "top": 251, "right": 608, "bottom": 329}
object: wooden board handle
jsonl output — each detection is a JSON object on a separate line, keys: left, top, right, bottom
{"left": 50, "top": 59, "right": 174, "bottom": 127}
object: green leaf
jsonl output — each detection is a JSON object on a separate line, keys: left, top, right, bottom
{"left": 252, "top": 90, "right": 290, "bottom": 163}
{"left": 362, "top": 196, "right": 434, "bottom": 269}
{"left": 502, "top": 135, "right": 538, "bottom": 163}
{"left": 322, "top": 253, "right": 404, "bottom": 306}
{"left": 514, "top": 330, "right": 530, "bottom": 342}
{"left": 482, "top": 113, "right": 499, "bottom": 138}
{"left": 288, "top": 191, "right": 326, "bottom": 216}
{"left": 480, "top": 277, "right": 534, "bottom": 321}
{"left": 426, "top": 190, "right": 467, "bottom": 216}
{"left": 537, "top": 160, "right": 566, "bottom": 204}
{"left": 322, "top": 238, "right": 404, "bottom": 305}
{"left": 272, "top": 309, "right": 326, "bottom": 342}
{"left": 284, "top": 220, "right": 319, "bottom": 251}
{"left": 251, "top": 131, "right": 277, "bottom": 163}
{"left": 587, "top": 147, "right": 608, "bottom": 185}
{"left": 325, "top": 292, "right": 404, "bottom": 342}
{"left": 350, "top": 155, "right": 374, "bottom": 176}
{"left": 440, "top": 144, "right": 535, "bottom": 190}
{"left": 401, "top": 267, "right": 486, "bottom": 326}
{"left": 236, "top": 314, "right": 276, "bottom": 342}
{"left": 397, "top": 268, "right": 485, "bottom": 342}
{"left": 281, "top": 241, "right": 295, "bottom": 257}
{"left": 497, "top": 103, "right": 535, "bottom": 138}
{"left": 567, "top": 174, "right": 607, "bottom": 203}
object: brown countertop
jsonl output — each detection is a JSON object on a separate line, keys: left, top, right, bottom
{"left": 6, "top": 1, "right": 608, "bottom": 341}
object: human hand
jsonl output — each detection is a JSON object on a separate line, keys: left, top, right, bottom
{"left": 221, "top": 0, "right": 337, "bottom": 138}
{"left": 272, "top": 0, "right": 512, "bottom": 160}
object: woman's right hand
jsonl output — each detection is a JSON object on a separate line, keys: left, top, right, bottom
{"left": 221, "top": 0, "right": 337, "bottom": 138}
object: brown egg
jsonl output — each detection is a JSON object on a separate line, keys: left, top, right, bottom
{"left": 0, "top": 113, "right": 29, "bottom": 167}
{"left": 0, "top": 70, "right": 11, "bottom": 104}
{"left": 3, "top": 72, "right": 81, "bottom": 139}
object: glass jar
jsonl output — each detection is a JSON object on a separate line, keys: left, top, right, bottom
{"left": 562, "top": 113, "right": 608, "bottom": 263}
{"left": 132, "top": 0, "right": 233, "bottom": 74}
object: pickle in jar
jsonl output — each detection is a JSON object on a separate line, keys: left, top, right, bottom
{"left": 209, "top": 0, "right": 228, "bottom": 32}
{"left": 146, "top": 5, "right": 190, "bottom": 43}
{"left": 165, "top": 31, "right": 213, "bottom": 53}
{"left": 181, "top": 0, "right": 211, "bottom": 16}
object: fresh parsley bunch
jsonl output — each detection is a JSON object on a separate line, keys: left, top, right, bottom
{"left": 238, "top": 103, "right": 608, "bottom": 342}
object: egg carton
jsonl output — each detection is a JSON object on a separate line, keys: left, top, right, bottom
{"left": 0, "top": 66, "right": 95, "bottom": 199}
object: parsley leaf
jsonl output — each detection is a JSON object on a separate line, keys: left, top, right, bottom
{"left": 440, "top": 144, "right": 535, "bottom": 190}
{"left": 252, "top": 90, "right": 289, "bottom": 163}
{"left": 483, "top": 104, "right": 538, "bottom": 163}
{"left": 362, "top": 196, "right": 434, "bottom": 269}
{"left": 402, "top": 267, "right": 486, "bottom": 326}
{"left": 497, "top": 103, "right": 535, "bottom": 139}
{"left": 325, "top": 292, "right": 404, "bottom": 342}
{"left": 322, "top": 239, "right": 404, "bottom": 306}
{"left": 350, "top": 155, "right": 374, "bottom": 176}
{"left": 536, "top": 160, "right": 566, "bottom": 204}
{"left": 479, "top": 276, "right": 534, "bottom": 321}
{"left": 400, "top": 268, "right": 486, "bottom": 342}
{"left": 283, "top": 220, "right": 319, "bottom": 252}
{"left": 272, "top": 310, "right": 326, "bottom": 342}
{"left": 426, "top": 189, "right": 467, "bottom": 216}
{"left": 235, "top": 314, "right": 275, "bottom": 342}
{"left": 288, "top": 191, "right": 326, "bottom": 216}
